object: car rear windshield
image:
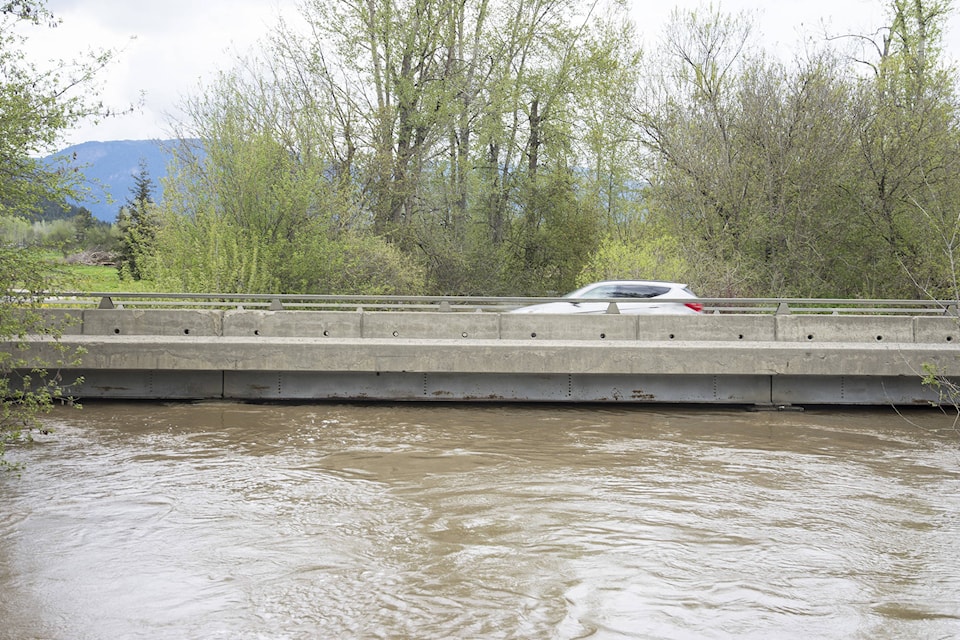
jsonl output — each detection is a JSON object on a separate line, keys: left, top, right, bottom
{"left": 583, "top": 285, "right": 672, "bottom": 299}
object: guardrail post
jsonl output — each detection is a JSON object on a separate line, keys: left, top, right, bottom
{"left": 270, "top": 299, "right": 283, "bottom": 311}
{"left": 776, "top": 302, "right": 791, "bottom": 315}
{"left": 605, "top": 302, "right": 620, "bottom": 314}
{"left": 98, "top": 296, "right": 115, "bottom": 309}
{"left": 439, "top": 301, "right": 452, "bottom": 312}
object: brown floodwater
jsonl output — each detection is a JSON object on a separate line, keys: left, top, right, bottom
{"left": 1, "top": 402, "right": 958, "bottom": 639}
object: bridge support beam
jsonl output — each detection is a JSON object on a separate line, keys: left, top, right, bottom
{"left": 24, "top": 368, "right": 948, "bottom": 406}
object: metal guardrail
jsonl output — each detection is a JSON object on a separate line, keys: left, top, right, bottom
{"left": 27, "top": 292, "right": 960, "bottom": 316}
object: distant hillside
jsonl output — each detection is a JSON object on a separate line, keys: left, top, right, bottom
{"left": 48, "top": 140, "right": 185, "bottom": 222}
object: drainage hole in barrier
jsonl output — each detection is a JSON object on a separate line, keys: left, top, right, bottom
{"left": 323, "top": 330, "right": 329, "bottom": 337}
{"left": 600, "top": 333, "right": 606, "bottom": 339}
{"left": 392, "top": 330, "right": 399, "bottom": 337}
{"left": 947, "top": 335, "right": 954, "bottom": 342}
{"left": 254, "top": 330, "right": 260, "bottom": 336}
{"left": 876, "top": 335, "right": 883, "bottom": 341}
{"left": 462, "top": 332, "right": 469, "bottom": 338}
{"left": 114, "top": 328, "right": 121, "bottom": 334}
{"left": 669, "top": 334, "right": 676, "bottom": 340}
{"left": 738, "top": 334, "right": 744, "bottom": 340}
{"left": 807, "top": 334, "right": 814, "bottom": 340}
{"left": 184, "top": 329, "right": 190, "bottom": 335}
{"left": 531, "top": 332, "right": 537, "bottom": 338}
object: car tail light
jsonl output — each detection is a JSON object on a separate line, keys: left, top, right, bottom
{"left": 685, "top": 302, "right": 703, "bottom": 313}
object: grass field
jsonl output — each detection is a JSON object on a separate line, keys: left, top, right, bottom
{"left": 57, "top": 262, "right": 155, "bottom": 293}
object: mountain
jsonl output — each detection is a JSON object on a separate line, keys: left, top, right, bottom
{"left": 49, "top": 140, "right": 183, "bottom": 222}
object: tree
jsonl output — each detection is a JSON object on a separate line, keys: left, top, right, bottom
{"left": 633, "top": 7, "right": 894, "bottom": 296}
{"left": 72, "top": 207, "right": 96, "bottom": 245}
{"left": 0, "top": 2, "right": 117, "bottom": 217}
{"left": 851, "top": 0, "right": 960, "bottom": 298}
{"left": 578, "top": 223, "right": 690, "bottom": 286}
{"left": 152, "top": 70, "right": 428, "bottom": 295}
{"left": 116, "top": 159, "right": 160, "bottom": 281}
{"left": 630, "top": 1, "right": 960, "bottom": 299}
{"left": 238, "top": 0, "right": 641, "bottom": 295}
{"left": 1, "top": 0, "right": 116, "bottom": 466}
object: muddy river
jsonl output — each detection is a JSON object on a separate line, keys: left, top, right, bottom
{"left": 1, "top": 402, "right": 958, "bottom": 639}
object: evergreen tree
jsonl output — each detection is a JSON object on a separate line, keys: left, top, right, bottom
{"left": 72, "top": 207, "right": 96, "bottom": 246}
{"left": 116, "top": 159, "right": 160, "bottom": 281}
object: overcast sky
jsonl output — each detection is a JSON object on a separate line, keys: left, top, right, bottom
{"left": 23, "top": 0, "right": 960, "bottom": 147}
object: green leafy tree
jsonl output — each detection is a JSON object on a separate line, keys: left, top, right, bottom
{"left": 0, "top": 2, "right": 116, "bottom": 217}
{"left": 578, "top": 224, "right": 690, "bottom": 286}
{"left": 633, "top": 7, "right": 893, "bottom": 296}
{"left": 41, "top": 218, "right": 76, "bottom": 256}
{"left": 250, "top": 0, "right": 641, "bottom": 294}
{"left": 632, "top": 0, "right": 960, "bottom": 299}
{"left": 0, "top": 246, "right": 84, "bottom": 466}
{"left": 851, "top": 0, "right": 960, "bottom": 298}
{"left": 153, "top": 74, "right": 427, "bottom": 295}
{"left": 1, "top": 0, "right": 115, "bottom": 465}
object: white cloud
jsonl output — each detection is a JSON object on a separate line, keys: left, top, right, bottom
{"left": 23, "top": 0, "right": 294, "bottom": 145}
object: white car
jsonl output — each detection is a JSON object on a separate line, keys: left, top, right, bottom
{"left": 510, "top": 280, "right": 703, "bottom": 315}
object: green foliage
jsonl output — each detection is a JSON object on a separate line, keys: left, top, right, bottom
{"left": 509, "top": 169, "right": 603, "bottom": 294}
{"left": 149, "top": 83, "right": 428, "bottom": 295}
{"left": 852, "top": 0, "right": 960, "bottom": 299}
{"left": 0, "top": 246, "right": 83, "bottom": 467}
{"left": 0, "top": 209, "right": 115, "bottom": 258}
{"left": 0, "top": 1, "right": 118, "bottom": 217}
{"left": 118, "top": 0, "right": 960, "bottom": 304}
{"left": 310, "top": 234, "right": 427, "bottom": 295}
{"left": 236, "top": 0, "right": 644, "bottom": 295}
{"left": 0, "top": 0, "right": 115, "bottom": 465}
{"left": 633, "top": 1, "right": 960, "bottom": 299}
{"left": 116, "top": 161, "right": 160, "bottom": 281}
{"left": 578, "top": 228, "right": 690, "bottom": 287}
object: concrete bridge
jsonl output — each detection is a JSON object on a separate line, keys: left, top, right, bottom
{"left": 6, "top": 297, "right": 960, "bottom": 406}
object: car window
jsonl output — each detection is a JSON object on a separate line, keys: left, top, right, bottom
{"left": 572, "top": 284, "right": 672, "bottom": 299}
{"left": 611, "top": 285, "right": 671, "bottom": 299}
{"left": 580, "top": 285, "right": 618, "bottom": 298}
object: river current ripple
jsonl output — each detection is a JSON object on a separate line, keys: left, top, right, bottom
{"left": 1, "top": 403, "right": 958, "bottom": 639}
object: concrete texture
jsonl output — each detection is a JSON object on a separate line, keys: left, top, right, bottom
{"left": 7, "top": 308, "right": 959, "bottom": 405}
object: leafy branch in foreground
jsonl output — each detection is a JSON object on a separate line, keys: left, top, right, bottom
{"left": 918, "top": 363, "right": 960, "bottom": 437}
{"left": 0, "top": 1, "right": 120, "bottom": 467}
{"left": 0, "top": 247, "right": 84, "bottom": 468}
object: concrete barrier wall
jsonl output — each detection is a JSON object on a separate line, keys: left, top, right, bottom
{"left": 223, "top": 310, "right": 362, "bottom": 338}
{"left": 13, "top": 308, "right": 960, "bottom": 404}
{"left": 636, "top": 315, "right": 775, "bottom": 342}
{"left": 82, "top": 309, "right": 223, "bottom": 336}
{"left": 914, "top": 316, "right": 960, "bottom": 344}
{"left": 499, "top": 314, "right": 638, "bottom": 340}
{"left": 362, "top": 312, "right": 501, "bottom": 339}
{"left": 13, "top": 309, "right": 85, "bottom": 335}
{"left": 44, "top": 367, "right": 948, "bottom": 404}
{"left": 14, "top": 336, "right": 960, "bottom": 376}
{"left": 773, "top": 315, "right": 916, "bottom": 343}
{"left": 32, "top": 308, "right": 960, "bottom": 344}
